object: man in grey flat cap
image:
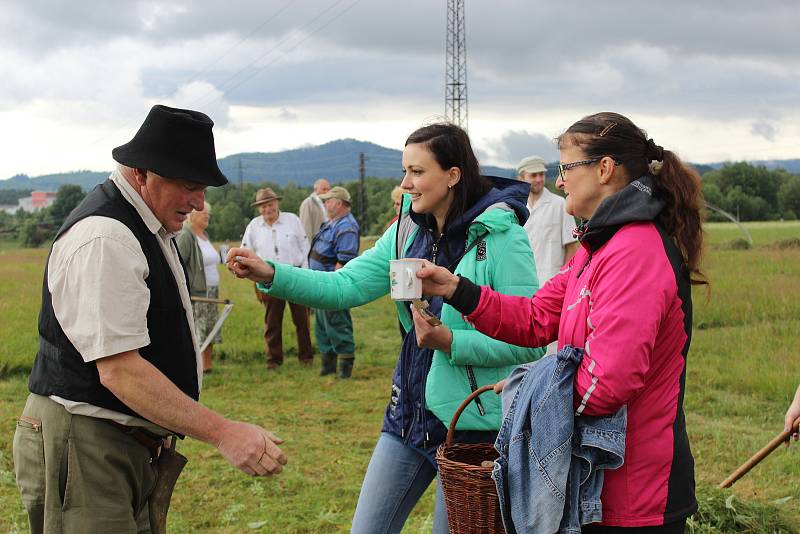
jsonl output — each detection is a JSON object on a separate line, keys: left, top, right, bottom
{"left": 13, "top": 105, "right": 287, "bottom": 534}
{"left": 517, "top": 155, "right": 578, "bottom": 286}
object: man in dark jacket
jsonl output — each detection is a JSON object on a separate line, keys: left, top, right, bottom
{"left": 12, "top": 105, "right": 287, "bottom": 533}
{"left": 309, "top": 186, "right": 360, "bottom": 378}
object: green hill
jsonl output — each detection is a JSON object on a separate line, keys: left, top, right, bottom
{"left": 2, "top": 140, "right": 798, "bottom": 191}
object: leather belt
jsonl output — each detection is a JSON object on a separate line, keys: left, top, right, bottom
{"left": 309, "top": 249, "right": 337, "bottom": 265}
{"left": 106, "top": 420, "right": 167, "bottom": 458}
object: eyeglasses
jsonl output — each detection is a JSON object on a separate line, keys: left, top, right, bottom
{"left": 557, "top": 157, "right": 601, "bottom": 181}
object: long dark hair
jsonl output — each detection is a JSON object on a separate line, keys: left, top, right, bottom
{"left": 405, "top": 123, "right": 491, "bottom": 232}
{"left": 558, "top": 112, "right": 707, "bottom": 284}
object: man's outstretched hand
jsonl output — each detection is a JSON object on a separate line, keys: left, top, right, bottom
{"left": 216, "top": 420, "right": 287, "bottom": 476}
{"left": 226, "top": 247, "right": 275, "bottom": 284}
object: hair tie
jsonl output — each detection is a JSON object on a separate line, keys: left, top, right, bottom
{"left": 648, "top": 161, "right": 663, "bottom": 176}
{"left": 645, "top": 138, "right": 664, "bottom": 162}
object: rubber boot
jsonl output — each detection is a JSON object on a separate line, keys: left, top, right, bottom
{"left": 338, "top": 354, "right": 354, "bottom": 379}
{"left": 320, "top": 353, "right": 337, "bottom": 376}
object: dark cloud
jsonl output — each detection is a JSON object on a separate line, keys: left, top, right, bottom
{"left": 1, "top": 1, "right": 798, "bottom": 128}
{"left": 751, "top": 121, "right": 778, "bottom": 142}
{"left": 142, "top": 53, "right": 440, "bottom": 107}
{"left": 6, "top": 1, "right": 798, "bottom": 62}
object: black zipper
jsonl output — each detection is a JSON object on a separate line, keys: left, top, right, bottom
{"left": 435, "top": 229, "right": 489, "bottom": 417}
{"left": 466, "top": 366, "right": 486, "bottom": 416}
{"left": 403, "top": 405, "right": 417, "bottom": 442}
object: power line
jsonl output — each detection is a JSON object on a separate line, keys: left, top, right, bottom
{"left": 89, "top": 2, "right": 296, "bottom": 148}
{"left": 191, "top": 0, "right": 362, "bottom": 110}
{"left": 89, "top": 0, "right": 359, "bottom": 148}
{"left": 189, "top": 0, "right": 351, "bottom": 108}
{"left": 173, "top": 0, "right": 295, "bottom": 93}
{"left": 358, "top": 152, "right": 366, "bottom": 228}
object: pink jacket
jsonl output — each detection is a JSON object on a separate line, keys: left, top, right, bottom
{"left": 467, "top": 221, "right": 696, "bottom": 527}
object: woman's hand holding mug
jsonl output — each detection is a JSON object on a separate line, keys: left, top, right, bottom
{"left": 416, "top": 260, "right": 460, "bottom": 299}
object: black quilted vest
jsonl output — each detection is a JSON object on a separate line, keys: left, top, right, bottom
{"left": 28, "top": 179, "right": 198, "bottom": 421}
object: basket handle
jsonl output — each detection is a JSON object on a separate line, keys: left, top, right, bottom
{"left": 446, "top": 384, "right": 497, "bottom": 448}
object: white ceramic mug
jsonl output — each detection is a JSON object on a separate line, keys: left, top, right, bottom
{"left": 389, "top": 258, "right": 423, "bottom": 301}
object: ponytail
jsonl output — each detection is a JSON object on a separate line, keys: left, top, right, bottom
{"left": 559, "top": 112, "right": 707, "bottom": 285}
{"left": 653, "top": 151, "right": 707, "bottom": 285}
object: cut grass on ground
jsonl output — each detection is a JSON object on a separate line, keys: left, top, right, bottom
{"left": 1, "top": 221, "right": 799, "bottom": 532}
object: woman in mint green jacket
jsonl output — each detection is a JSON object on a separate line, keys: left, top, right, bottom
{"left": 228, "top": 123, "right": 544, "bottom": 533}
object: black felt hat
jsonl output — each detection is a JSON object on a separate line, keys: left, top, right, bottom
{"left": 112, "top": 105, "right": 228, "bottom": 186}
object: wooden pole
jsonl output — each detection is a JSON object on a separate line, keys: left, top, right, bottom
{"left": 190, "top": 296, "right": 230, "bottom": 305}
{"left": 719, "top": 418, "right": 800, "bottom": 488}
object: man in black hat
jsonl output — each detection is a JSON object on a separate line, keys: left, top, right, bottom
{"left": 12, "top": 105, "right": 287, "bottom": 533}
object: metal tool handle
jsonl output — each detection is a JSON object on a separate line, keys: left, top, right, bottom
{"left": 190, "top": 296, "right": 230, "bottom": 304}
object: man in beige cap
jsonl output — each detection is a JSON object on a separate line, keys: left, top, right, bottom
{"left": 308, "top": 186, "right": 360, "bottom": 378}
{"left": 241, "top": 188, "right": 313, "bottom": 370}
{"left": 517, "top": 155, "right": 578, "bottom": 285}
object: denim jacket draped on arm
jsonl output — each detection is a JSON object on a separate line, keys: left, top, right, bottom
{"left": 493, "top": 345, "right": 627, "bottom": 534}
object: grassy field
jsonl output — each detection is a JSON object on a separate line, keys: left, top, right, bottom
{"left": 1, "top": 222, "right": 799, "bottom": 533}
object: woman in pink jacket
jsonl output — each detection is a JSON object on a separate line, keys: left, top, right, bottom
{"left": 419, "top": 112, "right": 706, "bottom": 532}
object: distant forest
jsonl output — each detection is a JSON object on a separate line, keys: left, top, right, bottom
{"left": 1, "top": 160, "right": 799, "bottom": 248}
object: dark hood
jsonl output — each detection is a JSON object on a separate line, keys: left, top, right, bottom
{"left": 579, "top": 175, "right": 665, "bottom": 251}
{"left": 409, "top": 175, "right": 530, "bottom": 235}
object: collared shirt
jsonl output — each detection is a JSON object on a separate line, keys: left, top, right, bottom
{"left": 523, "top": 187, "right": 577, "bottom": 284}
{"left": 241, "top": 212, "right": 309, "bottom": 268}
{"left": 47, "top": 168, "right": 201, "bottom": 433}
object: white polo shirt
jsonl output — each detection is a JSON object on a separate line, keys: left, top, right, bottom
{"left": 46, "top": 168, "right": 201, "bottom": 434}
{"left": 241, "top": 212, "right": 309, "bottom": 268}
{"left": 523, "top": 187, "right": 577, "bottom": 284}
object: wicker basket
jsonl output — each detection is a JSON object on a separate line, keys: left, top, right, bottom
{"left": 436, "top": 384, "right": 506, "bottom": 534}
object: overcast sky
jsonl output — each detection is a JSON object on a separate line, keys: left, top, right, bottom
{"left": 1, "top": 0, "right": 798, "bottom": 179}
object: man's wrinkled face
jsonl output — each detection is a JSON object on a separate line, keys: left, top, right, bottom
{"left": 137, "top": 171, "right": 206, "bottom": 233}
{"left": 324, "top": 198, "right": 342, "bottom": 219}
{"left": 315, "top": 180, "right": 330, "bottom": 195}
{"left": 259, "top": 199, "right": 280, "bottom": 224}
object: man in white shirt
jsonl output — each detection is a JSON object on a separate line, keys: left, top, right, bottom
{"left": 13, "top": 105, "right": 287, "bottom": 534}
{"left": 299, "top": 178, "right": 330, "bottom": 246}
{"left": 517, "top": 155, "right": 579, "bottom": 285}
{"left": 241, "top": 188, "right": 313, "bottom": 369}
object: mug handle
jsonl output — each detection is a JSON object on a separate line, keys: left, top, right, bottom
{"left": 405, "top": 268, "right": 415, "bottom": 288}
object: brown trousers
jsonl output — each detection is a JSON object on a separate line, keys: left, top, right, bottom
{"left": 255, "top": 285, "right": 313, "bottom": 366}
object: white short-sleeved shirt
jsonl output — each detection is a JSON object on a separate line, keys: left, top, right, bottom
{"left": 241, "top": 212, "right": 310, "bottom": 268}
{"left": 523, "top": 187, "right": 577, "bottom": 284}
{"left": 47, "top": 169, "right": 201, "bottom": 433}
